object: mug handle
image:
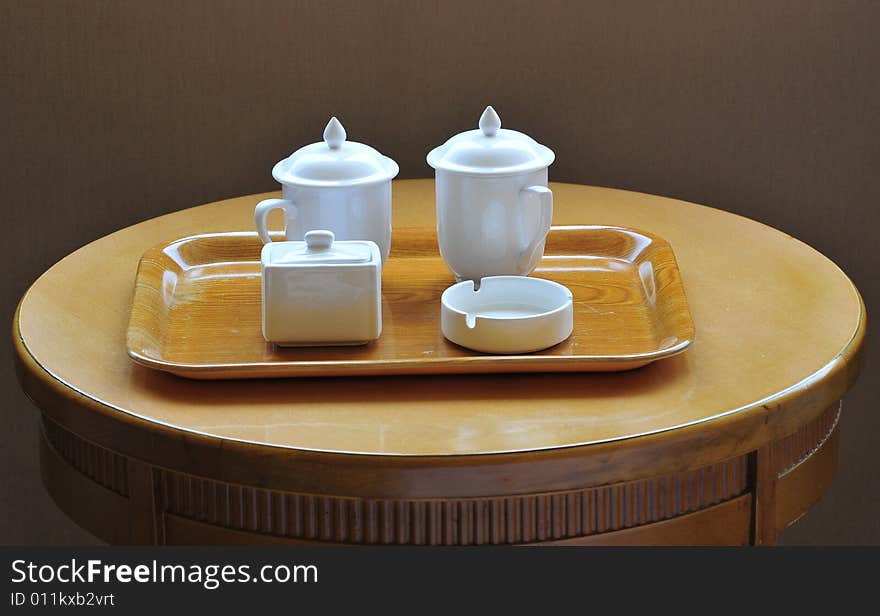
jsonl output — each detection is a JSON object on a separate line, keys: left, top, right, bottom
{"left": 254, "top": 198, "right": 298, "bottom": 244}
{"left": 517, "top": 185, "right": 553, "bottom": 271}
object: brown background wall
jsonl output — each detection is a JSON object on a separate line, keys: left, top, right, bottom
{"left": 1, "top": 0, "right": 877, "bottom": 544}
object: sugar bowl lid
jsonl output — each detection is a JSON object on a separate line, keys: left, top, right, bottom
{"left": 426, "top": 106, "right": 555, "bottom": 176}
{"left": 265, "top": 230, "right": 374, "bottom": 265}
{"left": 272, "top": 117, "right": 399, "bottom": 187}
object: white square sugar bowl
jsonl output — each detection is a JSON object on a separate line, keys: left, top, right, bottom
{"left": 261, "top": 230, "right": 382, "bottom": 346}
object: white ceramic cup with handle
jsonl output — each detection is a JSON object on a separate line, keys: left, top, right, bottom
{"left": 255, "top": 117, "right": 399, "bottom": 264}
{"left": 427, "top": 106, "right": 555, "bottom": 281}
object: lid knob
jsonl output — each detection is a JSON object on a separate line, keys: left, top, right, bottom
{"left": 479, "top": 106, "right": 501, "bottom": 137}
{"left": 323, "top": 117, "right": 346, "bottom": 150}
{"left": 305, "top": 229, "right": 335, "bottom": 250}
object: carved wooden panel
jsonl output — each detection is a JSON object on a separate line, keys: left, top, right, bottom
{"left": 41, "top": 404, "right": 842, "bottom": 545}
{"left": 156, "top": 458, "right": 749, "bottom": 545}
{"left": 772, "top": 402, "right": 840, "bottom": 477}
{"left": 43, "top": 418, "right": 128, "bottom": 496}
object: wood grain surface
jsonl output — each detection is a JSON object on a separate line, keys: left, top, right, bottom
{"left": 14, "top": 180, "right": 866, "bottom": 544}
{"left": 126, "top": 226, "right": 693, "bottom": 378}
{"left": 14, "top": 181, "right": 864, "bottom": 462}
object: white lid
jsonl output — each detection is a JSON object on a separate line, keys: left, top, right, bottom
{"left": 265, "top": 230, "right": 374, "bottom": 265}
{"left": 426, "top": 106, "right": 555, "bottom": 176}
{"left": 272, "top": 117, "right": 399, "bottom": 187}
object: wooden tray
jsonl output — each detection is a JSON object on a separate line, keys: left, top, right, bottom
{"left": 127, "top": 226, "right": 694, "bottom": 379}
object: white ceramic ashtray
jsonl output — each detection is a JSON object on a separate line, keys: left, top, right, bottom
{"left": 261, "top": 230, "right": 382, "bottom": 347}
{"left": 441, "top": 276, "right": 573, "bottom": 354}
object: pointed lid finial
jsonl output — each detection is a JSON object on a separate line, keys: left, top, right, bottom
{"left": 323, "top": 116, "right": 346, "bottom": 149}
{"left": 271, "top": 115, "right": 398, "bottom": 186}
{"left": 426, "top": 104, "right": 554, "bottom": 175}
{"left": 479, "top": 106, "right": 501, "bottom": 137}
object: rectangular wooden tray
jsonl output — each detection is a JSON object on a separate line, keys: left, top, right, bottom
{"left": 127, "top": 226, "right": 694, "bottom": 379}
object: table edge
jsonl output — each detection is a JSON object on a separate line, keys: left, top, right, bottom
{"left": 13, "top": 284, "right": 866, "bottom": 497}
{"left": 12, "top": 184, "right": 868, "bottom": 497}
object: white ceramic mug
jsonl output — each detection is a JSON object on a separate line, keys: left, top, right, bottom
{"left": 427, "top": 106, "right": 555, "bottom": 281}
{"left": 254, "top": 182, "right": 392, "bottom": 263}
{"left": 435, "top": 170, "right": 552, "bottom": 281}
{"left": 255, "top": 116, "right": 398, "bottom": 263}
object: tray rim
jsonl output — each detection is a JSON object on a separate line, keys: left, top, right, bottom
{"left": 126, "top": 225, "right": 695, "bottom": 378}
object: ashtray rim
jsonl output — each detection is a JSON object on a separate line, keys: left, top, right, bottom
{"left": 441, "top": 276, "right": 573, "bottom": 320}
{"left": 440, "top": 275, "right": 574, "bottom": 354}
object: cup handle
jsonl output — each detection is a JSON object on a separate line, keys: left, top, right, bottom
{"left": 518, "top": 185, "right": 553, "bottom": 271}
{"left": 254, "top": 198, "right": 297, "bottom": 244}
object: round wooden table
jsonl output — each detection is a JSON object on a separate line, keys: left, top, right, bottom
{"left": 14, "top": 180, "right": 865, "bottom": 545}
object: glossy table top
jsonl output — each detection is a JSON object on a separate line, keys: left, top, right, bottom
{"left": 16, "top": 180, "right": 864, "bottom": 456}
